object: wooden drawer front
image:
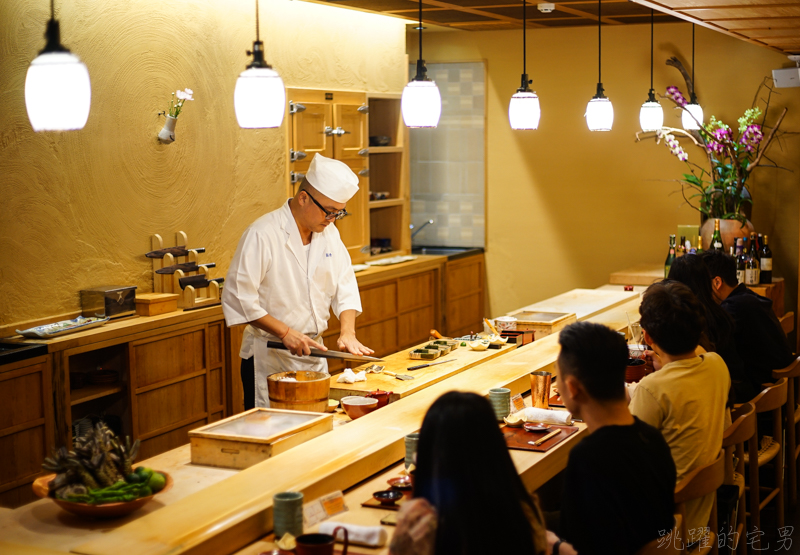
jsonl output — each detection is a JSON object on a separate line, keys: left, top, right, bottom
{"left": 398, "top": 272, "right": 433, "bottom": 312}
{"left": 398, "top": 306, "right": 435, "bottom": 348}
{"left": 357, "top": 319, "right": 398, "bottom": 358}
{"left": 0, "top": 426, "right": 45, "bottom": 486}
{"left": 209, "top": 368, "right": 224, "bottom": 408}
{"left": 139, "top": 417, "right": 207, "bottom": 461}
{"left": 132, "top": 328, "right": 206, "bottom": 389}
{"left": 447, "top": 258, "right": 483, "bottom": 299}
{"left": 359, "top": 282, "right": 397, "bottom": 325}
{"left": 137, "top": 375, "right": 207, "bottom": 438}
{"left": 0, "top": 370, "right": 44, "bottom": 429}
{"left": 208, "top": 322, "right": 223, "bottom": 367}
{"left": 447, "top": 292, "right": 483, "bottom": 337}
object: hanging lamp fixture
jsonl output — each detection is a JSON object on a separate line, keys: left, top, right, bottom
{"left": 682, "top": 24, "right": 703, "bottom": 131}
{"left": 234, "top": 0, "right": 286, "bottom": 128}
{"left": 585, "top": 0, "right": 613, "bottom": 131}
{"left": 508, "top": 0, "right": 540, "bottom": 130}
{"left": 25, "top": 0, "right": 91, "bottom": 131}
{"left": 639, "top": 10, "right": 663, "bottom": 132}
{"left": 401, "top": 0, "right": 441, "bottom": 128}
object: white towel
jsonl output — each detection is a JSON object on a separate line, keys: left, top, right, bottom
{"left": 521, "top": 407, "right": 573, "bottom": 426}
{"left": 336, "top": 368, "right": 367, "bottom": 384}
{"left": 319, "top": 521, "right": 388, "bottom": 547}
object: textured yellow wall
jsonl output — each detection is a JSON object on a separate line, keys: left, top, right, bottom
{"left": 411, "top": 24, "right": 800, "bottom": 316}
{"left": 0, "top": 0, "right": 407, "bottom": 328}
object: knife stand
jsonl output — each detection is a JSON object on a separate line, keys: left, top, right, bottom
{"left": 150, "top": 231, "right": 220, "bottom": 309}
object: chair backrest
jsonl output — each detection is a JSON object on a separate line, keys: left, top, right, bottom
{"left": 750, "top": 377, "right": 788, "bottom": 413}
{"left": 635, "top": 515, "right": 682, "bottom": 555}
{"left": 723, "top": 403, "right": 756, "bottom": 448}
{"left": 675, "top": 449, "right": 725, "bottom": 505}
{"left": 772, "top": 356, "right": 800, "bottom": 380}
{"left": 780, "top": 311, "right": 795, "bottom": 336}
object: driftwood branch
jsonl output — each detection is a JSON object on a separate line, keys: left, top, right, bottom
{"left": 747, "top": 107, "right": 788, "bottom": 171}
{"left": 667, "top": 57, "right": 695, "bottom": 97}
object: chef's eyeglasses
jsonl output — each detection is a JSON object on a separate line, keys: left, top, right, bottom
{"left": 304, "top": 190, "right": 350, "bottom": 221}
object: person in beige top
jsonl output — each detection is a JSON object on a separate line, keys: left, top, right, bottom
{"left": 630, "top": 281, "right": 730, "bottom": 544}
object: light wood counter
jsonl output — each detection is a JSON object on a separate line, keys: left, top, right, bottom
{"left": 0, "top": 286, "right": 641, "bottom": 555}
{"left": 329, "top": 340, "right": 515, "bottom": 403}
{"left": 507, "top": 288, "right": 637, "bottom": 321}
{"left": 609, "top": 263, "right": 664, "bottom": 286}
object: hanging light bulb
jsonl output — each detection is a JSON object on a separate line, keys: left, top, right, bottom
{"left": 682, "top": 24, "right": 703, "bottom": 131}
{"left": 639, "top": 10, "right": 663, "bottom": 132}
{"left": 508, "top": 0, "right": 540, "bottom": 130}
{"left": 586, "top": 0, "right": 612, "bottom": 131}
{"left": 234, "top": 0, "right": 286, "bottom": 128}
{"left": 25, "top": 1, "right": 91, "bottom": 131}
{"left": 401, "top": 3, "right": 441, "bottom": 128}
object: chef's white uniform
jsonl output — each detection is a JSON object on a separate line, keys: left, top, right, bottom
{"left": 222, "top": 201, "right": 362, "bottom": 407}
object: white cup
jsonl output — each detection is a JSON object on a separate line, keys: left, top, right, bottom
{"left": 494, "top": 316, "right": 517, "bottom": 331}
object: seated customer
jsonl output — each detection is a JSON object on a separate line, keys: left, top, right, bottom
{"left": 701, "top": 250, "right": 794, "bottom": 392}
{"left": 668, "top": 255, "right": 745, "bottom": 401}
{"left": 630, "top": 281, "right": 730, "bottom": 544}
{"left": 390, "top": 392, "right": 547, "bottom": 555}
{"left": 547, "top": 321, "right": 676, "bottom": 555}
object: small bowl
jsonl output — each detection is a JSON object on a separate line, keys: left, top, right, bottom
{"left": 388, "top": 476, "right": 413, "bottom": 490}
{"left": 369, "top": 135, "right": 391, "bottom": 147}
{"left": 503, "top": 413, "right": 524, "bottom": 427}
{"left": 469, "top": 340, "right": 490, "bottom": 351}
{"left": 373, "top": 489, "right": 403, "bottom": 505}
{"left": 524, "top": 422, "right": 552, "bottom": 433}
{"left": 326, "top": 399, "right": 339, "bottom": 413}
{"left": 341, "top": 396, "right": 379, "bottom": 420}
{"left": 486, "top": 334, "right": 508, "bottom": 346}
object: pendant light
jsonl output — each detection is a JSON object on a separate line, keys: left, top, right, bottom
{"left": 585, "top": 0, "right": 613, "bottom": 131}
{"left": 639, "top": 10, "right": 663, "bottom": 132}
{"left": 508, "top": 0, "right": 540, "bottom": 130}
{"left": 25, "top": 0, "right": 91, "bottom": 132}
{"left": 401, "top": 0, "right": 442, "bottom": 128}
{"left": 234, "top": 0, "right": 286, "bottom": 128}
{"left": 682, "top": 24, "right": 703, "bottom": 131}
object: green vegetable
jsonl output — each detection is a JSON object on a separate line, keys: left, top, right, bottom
{"left": 148, "top": 472, "right": 166, "bottom": 493}
{"left": 126, "top": 472, "right": 142, "bottom": 483}
{"left": 135, "top": 466, "right": 153, "bottom": 480}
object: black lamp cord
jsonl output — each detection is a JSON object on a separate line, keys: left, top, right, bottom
{"left": 419, "top": 0, "right": 423, "bottom": 63}
{"left": 690, "top": 24, "right": 697, "bottom": 103}
{"left": 518, "top": 0, "right": 531, "bottom": 92}
{"left": 646, "top": 9, "right": 656, "bottom": 102}
{"left": 42, "top": 0, "right": 68, "bottom": 53}
{"left": 256, "top": 0, "right": 260, "bottom": 42}
{"left": 246, "top": 0, "right": 270, "bottom": 69}
{"left": 413, "top": 0, "right": 428, "bottom": 81}
{"left": 593, "top": 0, "right": 604, "bottom": 98}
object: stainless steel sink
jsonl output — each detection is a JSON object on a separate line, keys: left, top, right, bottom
{"left": 411, "top": 246, "right": 484, "bottom": 260}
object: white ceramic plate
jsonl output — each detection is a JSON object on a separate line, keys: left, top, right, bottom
{"left": 352, "top": 264, "right": 370, "bottom": 273}
{"left": 16, "top": 317, "right": 110, "bottom": 339}
{"left": 365, "top": 255, "right": 417, "bottom": 267}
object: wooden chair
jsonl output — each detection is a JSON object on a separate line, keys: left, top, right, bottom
{"left": 674, "top": 450, "right": 725, "bottom": 555}
{"left": 773, "top": 357, "right": 800, "bottom": 508}
{"left": 722, "top": 403, "right": 757, "bottom": 555}
{"left": 744, "top": 377, "right": 788, "bottom": 537}
{"left": 635, "top": 515, "right": 683, "bottom": 555}
{"left": 779, "top": 311, "right": 794, "bottom": 337}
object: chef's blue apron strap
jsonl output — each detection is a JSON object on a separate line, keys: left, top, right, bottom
{"left": 240, "top": 356, "right": 255, "bottom": 411}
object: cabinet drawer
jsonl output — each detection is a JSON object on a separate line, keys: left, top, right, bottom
{"left": 357, "top": 319, "right": 398, "bottom": 357}
{"left": 0, "top": 369, "right": 45, "bottom": 429}
{"left": 398, "top": 271, "right": 433, "bottom": 312}
{"left": 446, "top": 258, "right": 483, "bottom": 299}
{"left": 137, "top": 375, "right": 207, "bottom": 437}
{"left": 359, "top": 282, "right": 397, "bottom": 324}
{"left": 398, "top": 306, "right": 435, "bottom": 347}
{"left": 131, "top": 327, "right": 206, "bottom": 389}
{"left": 0, "top": 426, "right": 45, "bottom": 486}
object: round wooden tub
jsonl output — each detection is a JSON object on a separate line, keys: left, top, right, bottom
{"left": 267, "top": 371, "right": 330, "bottom": 412}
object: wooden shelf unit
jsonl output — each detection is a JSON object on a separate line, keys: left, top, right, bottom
{"left": 369, "top": 146, "right": 404, "bottom": 154}
{"left": 70, "top": 383, "right": 125, "bottom": 406}
{"left": 369, "top": 198, "right": 404, "bottom": 208}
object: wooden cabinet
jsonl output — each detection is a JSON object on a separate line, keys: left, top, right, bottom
{"left": 0, "top": 355, "right": 53, "bottom": 508}
{"left": 444, "top": 254, "right": 486, "bottom": 338}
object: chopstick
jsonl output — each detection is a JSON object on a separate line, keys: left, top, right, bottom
{"left": 529, "top": 429, "right": 561, "bottom": 446}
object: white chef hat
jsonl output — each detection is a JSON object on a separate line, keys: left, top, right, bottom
{"left": 305, "top": 154, "right": 360, "bottom": 204}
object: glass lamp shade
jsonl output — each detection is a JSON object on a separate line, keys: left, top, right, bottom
{"left": 639, "top": 100, "right": 664, "bottom": 132}
{"left": 401, "top": 80, "right": 442, "bottom": 128}
{"left": 682, "top": 102, "right": 703, "bottom": 130}
{"left": 234, "top": 67, "right": 286, "bottom": 129}
{"left": 25, "top": 51, "right": 91, "bottom": 131}
{"left": 508, "top": 91, "right": 541, "bottom": 130}
{"left": 585, "top": 97, "right": 613, "bottom": 131}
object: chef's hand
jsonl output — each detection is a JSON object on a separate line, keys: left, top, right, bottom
{"left": 282, "top": 328, "right": 327, "bottom": 356}
{"left": 645, "top": 349, "right": 662, "bottom": 371}
{"left": 337, "top": 333, "right": 374, "bottom": 356}
{"left": 390, "top": 498, "right": 437, "bottom": 555}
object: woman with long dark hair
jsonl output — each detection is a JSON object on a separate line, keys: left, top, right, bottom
{"left": 667, "top": 255, "right": 750, "bottom": 401}
{"left": 390, "top": 391, "right": 547, "bottom": 555}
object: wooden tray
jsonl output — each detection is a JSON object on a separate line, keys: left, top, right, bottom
{"left": 361, "top": 488, "right": 411, "bottom": 511}
{"left": 548, "top": 393, "right": 565, "bottom": 408}
{"left": 502, "top": 425, "right": 579, "bottom": 452}
{"left": 189, "top": 408, "right": 333, "bottom": 469}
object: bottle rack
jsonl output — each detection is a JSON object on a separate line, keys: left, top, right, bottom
{"left": 150, "top": 231, "right": 221, "bottom": 309}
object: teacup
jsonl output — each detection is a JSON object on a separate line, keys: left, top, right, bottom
{"left": 296, "top": 526, "right": 349, "bottom": 555}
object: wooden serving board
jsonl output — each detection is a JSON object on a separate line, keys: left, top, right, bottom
{"left": 502, "top": 425, "right": 580, "bottom": 453}
{"left": 361, "top": 490, "right": 410, "bottom": 512}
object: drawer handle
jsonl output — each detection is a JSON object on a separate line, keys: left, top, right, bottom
{"left": 221, "top": 448, "right": 240, "bottom": 454}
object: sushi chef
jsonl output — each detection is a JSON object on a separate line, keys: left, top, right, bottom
{"left": 222, "top": 154, "right": 373, "bottom": 409}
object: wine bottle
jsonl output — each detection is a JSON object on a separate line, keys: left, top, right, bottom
{"left": 735, "top": 238, "right": 746, "bottom": 285}
{"left": 665, "top": 235, "right": 676, "bottom": 278}
{"left": 677, "top": 235, "right": 686, "bottom": 257}
{"left": 710, "top": 219, "right": 724, "bottom": 252}
{"left": 760, "top": 234, "right": 773, "bottom": 284}
{"left": 695, "top": 236, "right": 703, "bottom": 255}
{"left": 745, "top": 232, "right": 760, "bottom": 285}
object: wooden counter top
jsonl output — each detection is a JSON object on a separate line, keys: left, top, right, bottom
{"left": 329, "top": 340, "right": 515, "bottom": 403}
{"left": 507, "top": 288, "right": 637, "bottom": 321}
{"left": 609, "top": 263, "right": 663, "bottom": 286}
{"left": 353, "top": 255, "right": 446, "bottom": 287}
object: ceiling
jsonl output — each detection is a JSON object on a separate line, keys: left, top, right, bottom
{"left": 313, "top": 0, "right": 799, "bottom": 55}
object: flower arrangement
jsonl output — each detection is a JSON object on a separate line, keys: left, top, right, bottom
{"left": 643, "top": 80, "right": 787, "bottom": 224}
{"left": 162, "top": 88, "right": 194, "bottom": 119}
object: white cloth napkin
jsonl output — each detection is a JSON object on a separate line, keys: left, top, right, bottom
{"left": 336, "top": 368, "right": 367, "bottom": 383}
{"left": 319, "top": 521, "right": 388, "bottom": 547}
{"left": 521, "top": 407, "right": 573, "bottom": 426}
